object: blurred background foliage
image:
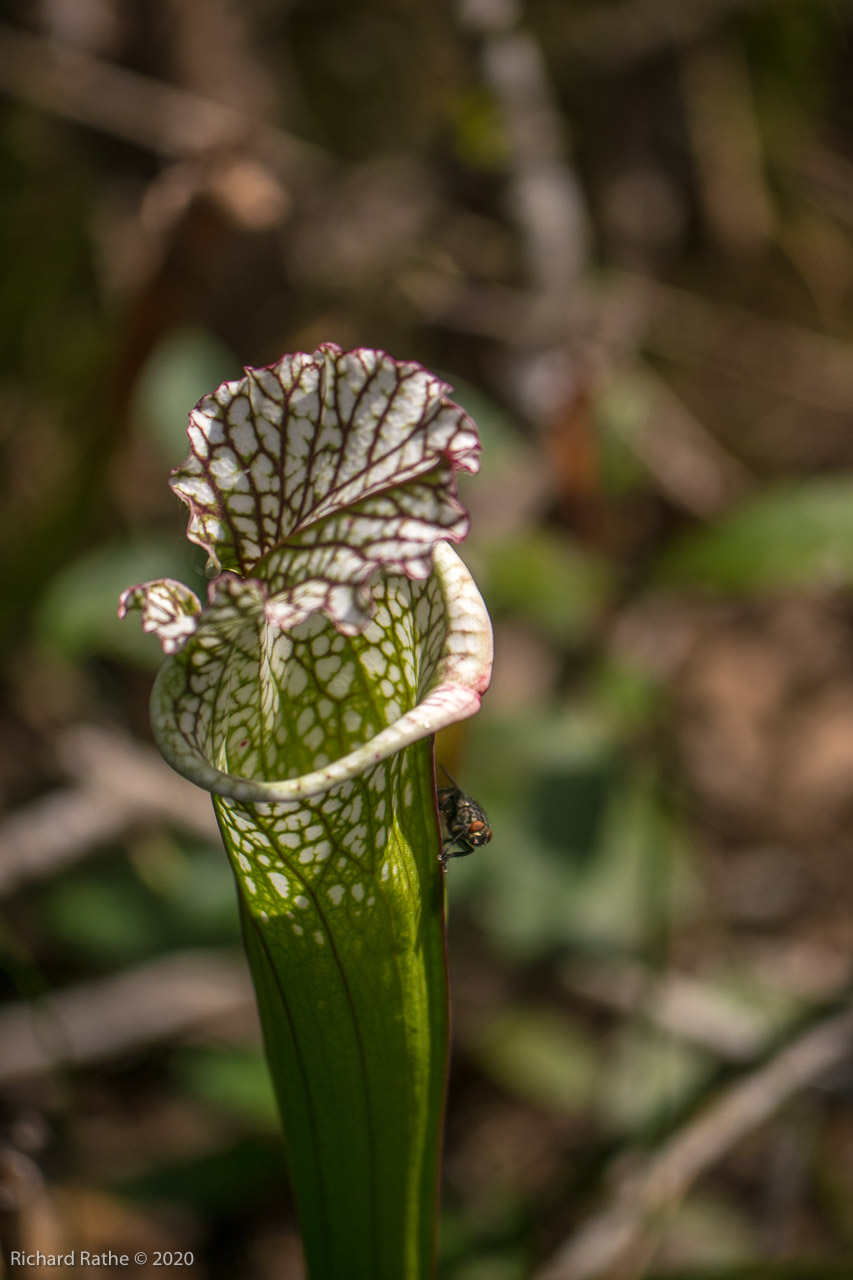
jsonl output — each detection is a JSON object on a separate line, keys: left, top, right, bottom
{"left": 3, "top": 1, "right": 853, "bottom": 1277}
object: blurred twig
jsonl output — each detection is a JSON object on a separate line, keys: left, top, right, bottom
{"left": 0, "top": 726, "right": 220, "bottom": 898}
{"left": 0, "top": 1146, "right": 49, "bottom": 1275}
{"left": 457, "top": 0, "right": 592, "bottom": 439}
{"left": 0, "top": 950, "right": 256, "bottom": 1085}
{"left": 459, "top": 0, "right": 589, "bottom": 350}
{"left": 162, "top": 0, "right": 280, "bottom": 119}
{"left": 536, "top": 1003, "right": 853, "bottom": 1280}
{"left": 557, "top": 0, "right": 833, "bottom": 71}
{"left": 419, "top": 269, "right": 853, "bottom": 415}
{"left": 800, "top": 140, "right": 853, "bottom": 234}
{"left": 0, "top": 23, "right": 329, "bottom": 180}
{"left": 635, "top": 276, "right": 853, "bottom": 414}
{"left": 679, "top": 37, "right": 774, "bottom": 254}
{"left": 562, "top": 958, "right": 771, "bottom": 1062}
{"left": 601, "top": 361, "right": 754, "bottom": 516}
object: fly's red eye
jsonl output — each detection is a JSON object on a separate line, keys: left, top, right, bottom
{"left": 469, "top": 820, "right": 486, "bottom": 833}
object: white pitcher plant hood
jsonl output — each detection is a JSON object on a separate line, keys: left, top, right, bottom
{"left": 119, "top": 343, "right": 493, "bottom": 1278}
{"left": 120, "top": 343, "right": 493, "bottom": 803}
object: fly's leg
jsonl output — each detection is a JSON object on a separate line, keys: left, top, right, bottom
{"left": 440, "top": 837, "right": 475, "bottom": 868}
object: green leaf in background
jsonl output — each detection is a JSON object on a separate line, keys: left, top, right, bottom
{"left": 658, "top": 478, "right": 853, "bottom": 592}
{"left": 172, "top": 1045, "right": 279, "bottom": 1132}
{"left": 118, "top": 1137, "right": 288, "bottom": 1215}
{"left": 450, "top": 704, "right": 698, "bottom": 960}
{"left": 40, "top": 867, "right": 171, "bottom": 965}
{"left": 129, "top": 834, "right": 241, "bottom": 944}
{"left": 597, "top": 1025, "right": 712, "bottom": 1136}
{"left": 121, "top": 344, "right": 494, "bottom": 1279}
{"left": 483, "top": 530, "right": 611, "bottom": 646}
{"left": 39, "top": 838, "right": 240, "bottom": 965}
{"left": 447, "top": 86, "right": 510, "bottom": 171}
{"left": 37, "top": 538, "right": 203, "bottom": 667}
{"left": 133, "top": 327, "right": 241, "bottom": 468}
{"left": 468, "top": 776, "right": 691, "bottom": 960}
{"left": 593, "top": 367, "right": 657, "bottom": 497}
{"left": 443, "top": 1253, "right": 528, "bottom": 1280}
{"left": 470, "top": 1006, "right": 598, "bottom": 1115}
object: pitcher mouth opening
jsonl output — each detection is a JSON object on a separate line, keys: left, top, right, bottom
{"left": 149, "top": 541, "right": 492, "bottom": 806}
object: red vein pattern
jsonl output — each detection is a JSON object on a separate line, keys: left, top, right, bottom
{"left": 165, "top": 343, "right": 480, "bottom": 634}
{"left": 118, "top": 578, "right": 202, "bottom": 654}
